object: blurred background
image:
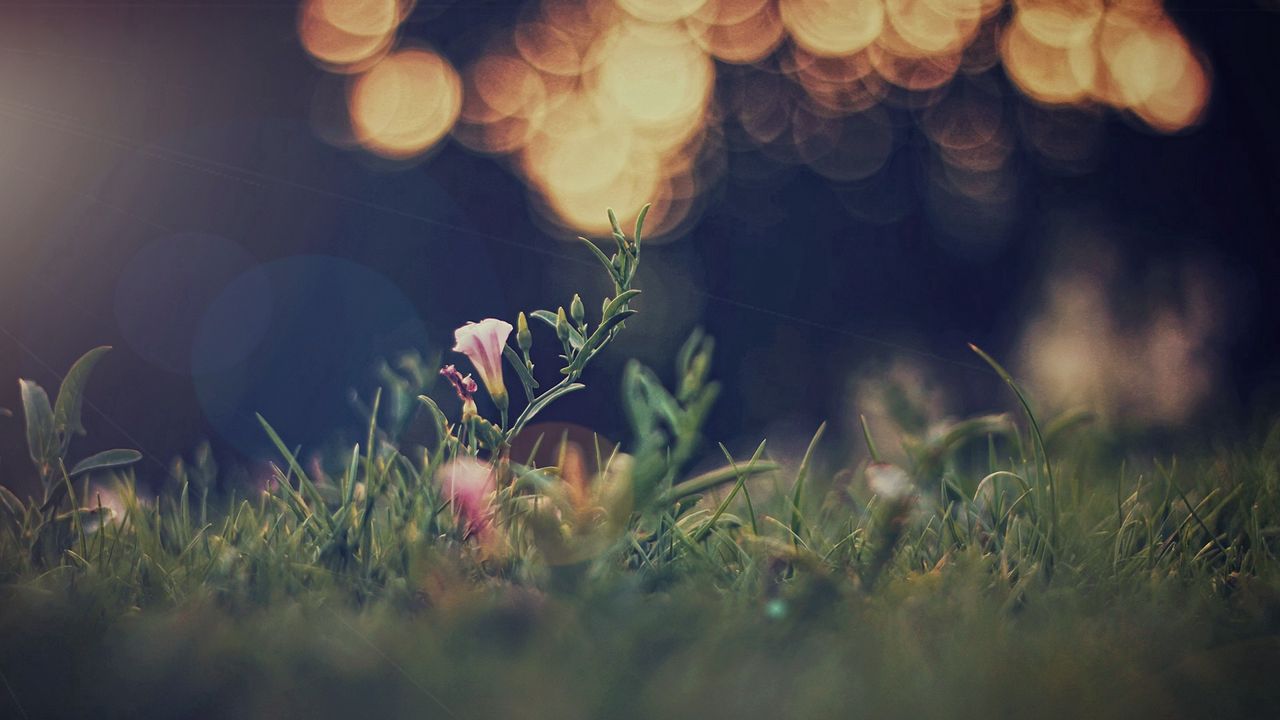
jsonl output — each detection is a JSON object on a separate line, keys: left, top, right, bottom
{"left": 1, "top": 0, "right": 1278, "bottom": 494}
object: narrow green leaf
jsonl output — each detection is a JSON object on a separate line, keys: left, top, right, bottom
{"left": 19, "top": 379, "right": 56, "bottom": 469}
{"left": 577, "top": 236, "right": 621, "bottom": 284}
{"left": 693, "top": 440, "right": 767, "bottom": 543}
{"left": 676, "top": 328, "right": 706, "bottom": 376}
{"left": 256, "top": 414, "right": 333, "bottom": 532}
{"left": 68, "top": 449, "right": 142, "bottom": 477}
{"left": 602, "top": 289, "right": 642, "bottom": 319}
{"left": 0, "top": 485, "right": 24, "bottom": 516}
{"left": 633, "top": 203, "right": 651, "bottom": 247}
{"left": 416, "top": 395, "right": 450, "bottom": 447}
{"left": 969, "top": 343, "right": 1058, "bottom": 550}
{"left": 860, "top": 414, "right": 881, "bottom": 463}
{"left": 508, "top": 382, "right": 585, "bottom": 438}
{"left": 53, "top": 346, "right": 112, "bottom": 440}
{"left": 572, "top": 309, "right": 637, "bottom": 371}
{"left": 657, "top": 460, "right": 780, "bottom": 506}
{"left": 503, "top": 344, "right": 540, "bottom": 402}
{"left": 790, "top": 422, "right": 827, "bottom": 548}
{"left": 530, "top": 310, "right": 585, "bottom": 349}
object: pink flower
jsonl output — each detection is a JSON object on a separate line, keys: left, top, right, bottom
{"left": 439, "top": 364, "right": 478, "bottom": 400}
{"left": 437, "top": 456, "right": 497, "bottom": 538}
{"left": 439, "top": 364, "right": 479, "bottom": 420}
{"left": 453, "top": 318, "right": 513, "bottom": 406}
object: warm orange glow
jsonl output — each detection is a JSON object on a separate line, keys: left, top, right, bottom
{"left": 318, "top": 0, "right": 400, "bottom": 36}
{"left": 514, "top": 21, "right": 585, "bottom": 77}
{"left": 1013, "top": 0, "right": 1102, "bottom": 49}
{"left": 884, "top": 0, "right": 981, "bottom": 57}
{"left": 295, "top": 0, "right": 1213, "bottom": 238}
{"left": 540, "top": 159, "right": 663, "bottom": 236}
{"left": 692, "top": 0, "right": 773, "bottom": 26}
{"left": 687, "top": 1, "right": 786, "bottom": 65}
{"left": 348, "top": 48, "right": 462, "bottom": 159}
{"left": 298, "top": 0, "right": 398, "bottom": 71}
{"left": 454, "top": 53, "right": 548, "bottom": 156}
{"left": 590, "top": 21, "right": 715, "bottom": 134}
{"left": 617, "top": 0, "right": 708, "bottom": 23}
{"left": 1135, "top": 48, "right": 1209, "bottom": 133}
{"left": 790, "top": 49, "right": 887, "bottom": 113}
{"left": 1102, "top": 20, "right": 1190, "bottom": 109}
{"left": 868, "top": 42, "right": 961, "bottom": 91}
{"left": 522, "top": 112, "right": 635, "bottom": 196}
{"left": 921, "top": 79, "right": 1005, "bottom": 155}
{"left": 1001, "top": 15, "right": 1093, "bottom": 105}
{"left": 780, "top": 0, "right": 886, "bottom": 57}
{"left": 470, "top": 54, "right": 547, "bottom": 121}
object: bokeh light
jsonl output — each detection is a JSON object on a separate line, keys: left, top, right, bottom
{"left": 298, "top": 0, "right": 403, "bottom": 72}
{"left": 299, "top": 0, "right": 1213, "bottom": 239}
{"left": 348, "top": 47, "right": 462, "bottom": 160}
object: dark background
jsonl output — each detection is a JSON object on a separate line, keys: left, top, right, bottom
{"left": 1, "top": 0, "right": 1278, "bottom": 495}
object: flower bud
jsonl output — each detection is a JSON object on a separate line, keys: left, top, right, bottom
{"left": 555, "top": 306, "right": 570, "bottom": 343}
{"left": 516, "top": 311, "right": 532, "bottom": 354}
{"left": 570, "top": 293, "right": 585, "bottom": 326}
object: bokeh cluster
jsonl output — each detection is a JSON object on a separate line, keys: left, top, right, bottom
{"left": 298, "top": 0, "right": 1210, "bottom": 239}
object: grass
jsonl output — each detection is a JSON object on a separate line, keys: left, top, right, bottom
{"left": 2, "top": 209, "right": 1279, "bottom": 718}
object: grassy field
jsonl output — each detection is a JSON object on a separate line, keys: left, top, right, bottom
{"left": 2, "top": 211, "right": 1278, "bottom": 718}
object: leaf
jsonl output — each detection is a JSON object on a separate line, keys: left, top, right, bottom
{"left": 969, "top": 343, "right": 1059, "bottom": 551}
{"left": 68, "top": 448, "right": 142, "bottom": 477}
{"left": 572, "top": 309, "right": 636, "bottom": 369}
{"left": 54, "top": 346, "right": 112, "bottom": 442}
{"left": 530, "top": 310, "right": 585, "bottom": 349}
{"left": 503, "top": 344, "right": 539, "bottom": 402}
{"left": 790, "top": 422, "right": 827, "bottom": 548}
{"left": 508, "top": 382, "right": 585, "bottom": 437}
{"left": 692, "top": 440, "right": 767, "bottom": 543}
{"left": 621, "top": 361, "right": 657, "bottom": 438}
{"left": 256, "top": 414, "right": 334, "bottom": 532}
{"left": 656, "top": 459, "right": 779, "bottom": 507}
{"left": 577, "top": 236, "right": 621, "bottom": 285}
{"left": 19, "top": 379, "right": 56, "bottom": 469}
{"left": 0, "top": 484, "right": 24, "bottom": 516}
{"left": 633, "top": 203, "right": 651, "bottom": 247}
{"left": 626, "top": 364, "right": 681, "bottom": 431}
{"left": 676, "top": 328, "right": 706, "bottom": 377}
{"left": 602, "top": 289, "right": 641, "bottom": 319}
{"left": 859, "top": 414, "right": 881, "bottom": 463}
{"left": 416, "top": 395, "right": 451, "bottom": 447}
